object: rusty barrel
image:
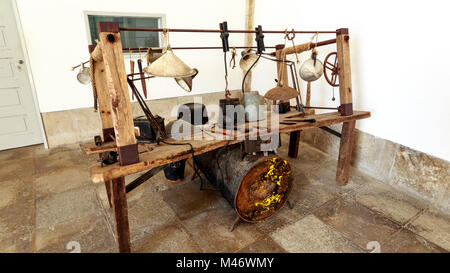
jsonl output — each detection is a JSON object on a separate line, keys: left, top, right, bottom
{"left": 195, "top": 143, "right": 293, "bottom": 222}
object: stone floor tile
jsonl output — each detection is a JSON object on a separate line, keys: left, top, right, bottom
{"left": 34, "top": 213, "right": 115, "bottom": 253}
{"left": 33, "top": 148, "right": 90, "bottom": 175}
{"left": 0, "top": 198, "right": 34, "bottom": 239}
{"left": 313, "top": 197, "right": 402, "bottom": 249}
{"left": 270, "top": 214, "right": 362, "bottom": 253}
{"left": 111, "top": 185, "right": 178, "bottom": 243}
{"left": 0, "top": 234, "right": 32, "bottom": 253}
{"left": 381, "top": 229, "right": 447, "bottom": 253}
{"left": 236, "top": 235, "right": 287, "bottom": 253}
{"left": 0, "top": 158, "right": 35, "bottom": 180}
{"left": 406, "top": 208, "right": 450, "bottom": 251}
{"left": 161, "top": 179, "right": 229, "bottom": 220}
{"left": 133, "top": 223, "right": 202, "bottom": 253}
{"left": 0, "top": 177, "right": 33, "bottom": 209}
{"left": 35, "top": 185, "right": 101, "bottom": 229}
{"left": 34, "top": 164, "right": 90, "bottom": 199}
{"left": 0, "top": 144, "right": 40, "bottom": 162}
{"left": 181, "top": 207, "right": 264, "bottom": 253}
{"left": 353, "top": 180, "right": 427, "bottom": 225}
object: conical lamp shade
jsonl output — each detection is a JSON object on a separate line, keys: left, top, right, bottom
{"left": 175, "top": 68, "right": 198, "bottom": 92}
{"left": 144, "top": 48, "right": 196, "bottom": 78}
{"left": 264, "top": 84, "right": 299, "bottom": 101}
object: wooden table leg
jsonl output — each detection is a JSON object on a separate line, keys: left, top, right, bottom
{"left": 288, "top": 130, "right": 301, "bottom": 158}
{"left": 109, "top": 177, "right": 131, "bottom": 253}
{"left": 336, "top": 121, "right": 356, "bottom": 185}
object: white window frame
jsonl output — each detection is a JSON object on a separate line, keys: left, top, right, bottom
{"left": 83, "top": 11, "right": 166, "bottom": 55}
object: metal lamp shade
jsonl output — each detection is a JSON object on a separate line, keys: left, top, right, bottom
{"left": 174, "top": 68, "right": 198, "bottom": 92}
{"left": 144, "top": 48, "right": 196, "bottom": 78}
{"left": 264, "top": 84, "right": 299, "bottom": 101}
{"left": 239, "top": 51, "right": 259, "bottom": 71}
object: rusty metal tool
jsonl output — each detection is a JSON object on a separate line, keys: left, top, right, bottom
{"left": 137, "top": 59, "right": 147, "bottom": 98}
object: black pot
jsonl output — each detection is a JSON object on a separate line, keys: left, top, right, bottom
{"left": 177, "top": 103, "right": 208, "bottom": 126}
{"left": 163, "top": 159, "right": 187, "bottom": 183}
{"left": 278, "top": 102, "right": 291, "bottom": 114}
{"left": 218, "top": 98, "right": 245, "bottom": 128}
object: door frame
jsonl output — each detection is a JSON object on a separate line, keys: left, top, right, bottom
{"left": 10, "top": 0, "right": 48, "bottom": 149}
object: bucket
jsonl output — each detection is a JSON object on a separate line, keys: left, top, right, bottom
{"left": 163, "top": 159, "right": 187, "bottom": 183}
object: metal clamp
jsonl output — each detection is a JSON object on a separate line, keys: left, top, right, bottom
{"left": 255, "top": 25, "right": 265, "bottom": 54}
{"left": 219, "top": 21, "right": 229, "bottom": 52}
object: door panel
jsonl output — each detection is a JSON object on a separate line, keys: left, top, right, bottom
{"left": 0, "top": 0, "right": 43, "bottom": 150}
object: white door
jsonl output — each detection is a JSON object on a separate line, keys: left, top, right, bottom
{"left": 0, "top": 0, "right": 43, "bottom": 150}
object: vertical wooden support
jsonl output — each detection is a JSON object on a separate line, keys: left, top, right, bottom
{"left": 98, "top": 21, "right": 139, "bottom": 166}
{"left": 242, "top": 0, "right": 255, "bottom": 92}
{"left": 275, "top": 44, "right": 289, "bottom": 89}
{"left": 110, "top": 177, "right": 131, "bottom": 253}
{"left": 88, "top": 44, "right": 115, "bottom": 142}
{"left": 288, "top": 130, "right": 301, "bottom": 158}
{"left": 336, "top": 28, "right": 353, "bottom": 116}
{"left": 336, "top": 120, "right": 356, "bottom": 185}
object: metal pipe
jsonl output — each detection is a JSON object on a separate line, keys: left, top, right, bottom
{"left": 319, "top": 126, "right": 342, "bottom": 138}
{"left": 303, "top": 106, "right": 339, "bottom": 110}
{"left": 122, "top": 46, "right": 276, "bottom": 51}
{"left": 119, "top": 27, "right": 337, "bottom": 34}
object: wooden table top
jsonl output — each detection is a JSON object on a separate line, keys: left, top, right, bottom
{"left": 85, "top": 110, "right": 370, "bottom": 183}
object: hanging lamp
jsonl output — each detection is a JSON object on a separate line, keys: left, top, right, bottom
{"left": 144, "top": 30, "right": 197, "bottom": 78}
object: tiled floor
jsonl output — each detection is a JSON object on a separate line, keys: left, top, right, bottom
{"left": 0, "top": 139, "right": 448, "bottom": 253}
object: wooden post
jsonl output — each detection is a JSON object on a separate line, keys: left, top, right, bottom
{"left": 97, "top": 21, "right": 139, "bottom": 166}
{"left": 336, "top": 28, "right": 353, "bottom": 116}
{"left": 278, "top": 44, "right": 302, "bottom": 157}
{"left": 88, "top": 44, "right": 115, "bottom": 142}
{"left": 288, "top": 130, "right": 301, "bottom": 158}
{"left": 242, "top": 0, "right": 255, "bottom": 92}
{"left": 275, "top": 44, "right": 289, "bottom": 89}
{"left": 110, "top": 177, "right": 131, "bottom": 253}
{"left": 336, "top": 120, "right": 355, "bottom": 185}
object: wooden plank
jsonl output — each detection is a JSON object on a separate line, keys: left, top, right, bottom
{"left": 336, "top": 120, "right": 356, "bottom": 185}
{"left": 89, "top": 111, "right": 370, "bottom": 183}
{"left": 288, "top": 130, "right": 301, "bottom": 158}
{"left": 89, "top": 45, "right": 114, "bottom": 141}
{"left": 98, "top": 22, "right": 138, "bottom": 165}
{"left": 110, "top": 176, "right": 131, "bottom": 253}
{"left": 336, "top": 28, "right": 353, "bottom": 115}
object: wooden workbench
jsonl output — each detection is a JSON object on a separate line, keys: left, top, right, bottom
{"left": 83, "top": 110, "right": 370, "bottom": 252}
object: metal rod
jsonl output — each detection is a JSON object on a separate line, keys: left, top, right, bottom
{"left": 303, "top": 106, "right": 339, "bottom": 110}
{"left": 123, "top": 46, "right": 276, "bottom": 51}
{"left": 319, "top": 126, "right": 342, "bottom": 138}
{"left": 119, "top": 27, "right": 337, "bottom": 34}
{"left": 125, "top": 165, "right": 165, "bottom": 193}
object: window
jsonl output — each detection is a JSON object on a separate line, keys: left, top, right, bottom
{"left": 85, "top": 12, "right": 164, "bottom": 50}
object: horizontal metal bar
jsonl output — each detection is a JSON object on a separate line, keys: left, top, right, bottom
{"left": 119, "top": 27, "right": 337, "bottom": 34}
{"left": 304, "top": 106, "right": 339, "bottom": 110}
{"left": 123, "top": 46, "right": 276, "bottom": 51}
{"left": 319, "top": 126, "right": 341, "bottom": 138}
{"left": 125, "top": 165, "right": 165, "bottom": 193}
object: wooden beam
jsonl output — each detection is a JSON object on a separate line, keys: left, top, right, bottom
{"left": 275, "top": 44, "right": 289, "bottom": 88}
{"left": 89, "top": 44, "right": 114, "bottom": 142}
{"left": 242, "top": 0, "right": 255, "bottom": 93}
{"left": 336, "top": 120, "right": 356, "bottom": 185}
{"left": 110, "top": 177, "right": 131, "bottom": 253}
{"left": 98, "top": 21, "right": 138, "bottom": 165}
{"left": 288, "top": 130, "right": 301, "bottom": 158}
{"left": 336, "top": 28, "right": 353, "bottom": 116}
